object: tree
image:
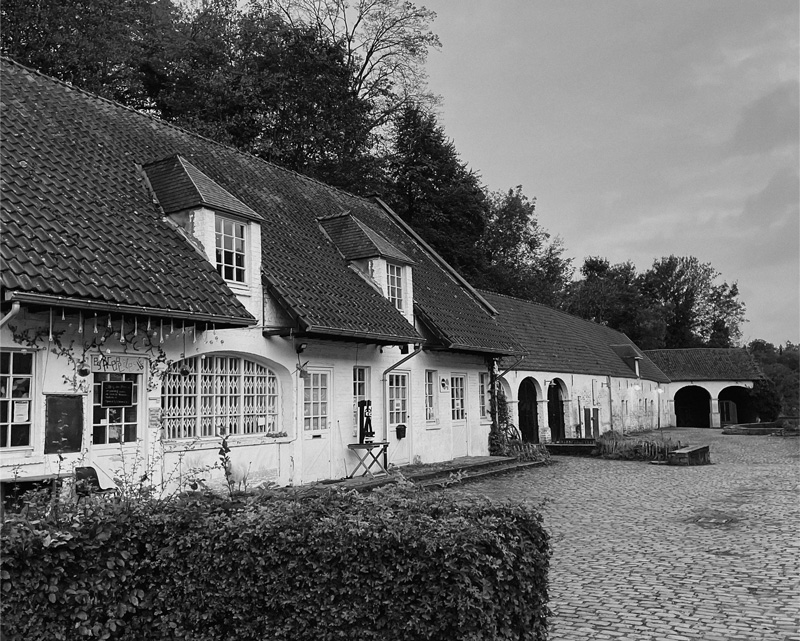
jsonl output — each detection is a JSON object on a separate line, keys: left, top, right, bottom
{"left": 563, "top": 257, "right": 667, "bottom": 348}
{"left": 639, "top": 255, "right": 746, "bottom": 348}
{"left": 385, "top": 105, "right": 487, "bottom": 281}
{"left": 748, "top": 340, "right": 799, "bottom": 416}
{"left": 1, "top": 0, "right": 176, "bottom": 107}
{"left": 271, "top": 0, "right": 441, "bottom": 129}
{"left": 477, "top": 186, "right": 572, "bottom": 306}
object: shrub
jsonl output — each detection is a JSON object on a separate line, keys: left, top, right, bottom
{"left": 1, "top": 487, "right": 550, "bottom": 641}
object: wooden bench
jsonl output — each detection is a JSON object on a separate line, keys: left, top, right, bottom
{"left": 667, "top": 445, "right": 710, "bottom": 466}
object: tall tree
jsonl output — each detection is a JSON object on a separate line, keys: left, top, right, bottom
{"left": 639, "top": 255, "right": 746, "bottom": 348}
{"left": 477, "top": 186, "right": 572, "bottom": 306}
{"left": 386, "top": 105, "right": 487, "bottom": 281}
{"left": 748, "top": 339, "right": 799, "bottom": 416}
{"left": 271, "top": 0, "right": 441, "bottom": 128}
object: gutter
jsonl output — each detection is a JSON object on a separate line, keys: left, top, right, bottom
{"left": 0, "top": 301, "right": 21, "bottom": 329}
{"left": 4, "top": 291, "right": 256, "bottom": 327}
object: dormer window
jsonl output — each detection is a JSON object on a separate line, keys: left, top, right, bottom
{"left": 386, "top": 263, "right": 404, "bottom": 311}
{"left": 216, "top": 216, "right": 247, "bottom": 283}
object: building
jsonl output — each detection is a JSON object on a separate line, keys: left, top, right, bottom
{"left": 644, "top": 348, "right": 763, "bottom": 428}
{"left": 0, "top": 58, "right": 520, "bottom": 497}
{"left": 482, "top": 292, "right": 671, "bottom": 440}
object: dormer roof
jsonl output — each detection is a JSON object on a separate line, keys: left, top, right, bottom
{"left": 319, "top": 213, "right": 414, "bottom": 265}
{"left": 143, "top": 155, "right": 262, "bottom": 221}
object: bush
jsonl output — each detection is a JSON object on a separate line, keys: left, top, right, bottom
{"left": 1, "top": 487, "right": 550, "bottom": 641}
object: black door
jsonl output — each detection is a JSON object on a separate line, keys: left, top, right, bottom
{"left": 518, "top": 379, "right": 539, "bottom": 443}
{"left": 547, "top": 383, "right": 565, "bottom": 441}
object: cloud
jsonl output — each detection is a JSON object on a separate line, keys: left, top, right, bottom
{"left": 727, "top": 81, "right": 799, "bottom": 156}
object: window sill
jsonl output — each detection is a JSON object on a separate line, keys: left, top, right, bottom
{"left": 425, "top": 422, "right": 440, "bottom": 430}
{"left": 163, "top": 434, "right": 290, "bottom": 452}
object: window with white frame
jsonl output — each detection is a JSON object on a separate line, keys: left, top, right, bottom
{"left": 353, "top": 367, "right": 369, "bottom": 428}
{"left": 424, "top": 370, "right": 437, "bottom": 422}
{"left": 386, "top": 263, "right": 403, "bottom": 311}
{"left": 304, "top": 371, "right": 329, "bottom": 431}
{"left": 0, "top": 351, "right": 33, "bottom": 448}
{"left": 93, "top": 373, "right": 139, "bottom": 445}
{"left": 215, "top": 216, "right": 247, "bottom": 283}
{"left": 388, "top": 373, "right": 407, "bottom": 425}
{"left": 479, "top": 373, "right": 491, "bottom": 419}
{"left": 162, "top": 356, "right": 280, "bottom": 439}
{"left": 451, "top": 375, "right": 466, "bottom": 421}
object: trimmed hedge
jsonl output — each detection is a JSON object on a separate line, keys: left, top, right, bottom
{"left": 1, "top": 487, "right": 549, "bottom": 640}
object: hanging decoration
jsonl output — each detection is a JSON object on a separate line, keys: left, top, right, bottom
{"left": 120, "top": 314, "right": 126, "bottom": 343}
{"left": 48, "top": 308, "right": 54, "bottom": 342}
{"left": 94, "top": 312, "right": 98, "bottom": 334}
{"left": 159, "top": 319, "right": 164, "bottom": 344}
{"left": 78, "top": 310, "right": 83, "bottom": 335}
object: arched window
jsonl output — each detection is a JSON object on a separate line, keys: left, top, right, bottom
{"left": 162, "top": 356, "right": 280, "bottom": 439}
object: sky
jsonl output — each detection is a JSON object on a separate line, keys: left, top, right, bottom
{"left": 419, "top": 0, "right": 799, "bottom": 346}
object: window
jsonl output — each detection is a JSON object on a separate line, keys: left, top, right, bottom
{"left": 304, "top": 371, "right": 329, "bottom": 431}
{"left": 388, "top": 373, "right": 407, "bottom": 425}
{"left": 353, "top": 367, "right": 369, "bottom": 428}
{"left": 479, "top": 373, "right": 491, "bottom": 419}
{"left": 215, "top": 216, "right": 246, "bottom": 283}
{"left": 424, "top": 370, "right": 437, "bottom": 422}
{"left": 451, "top": 375, "right": 466, "bottom": 421}
{"left": 162, "top": 356, "right": 279, "bottom": 439}
{"left": 386, "top": 263, "right": 403, "bottom": 311}
{"left": 0, "top": 351, "right": 33, "bottom": 448}
{"left": 93, "top": 373, "right": 138, "bottom": 445}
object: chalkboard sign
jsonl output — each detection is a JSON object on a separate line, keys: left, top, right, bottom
{"left": 45, "top": 395, "right": 83, "bottom": 454}
{"left": 101, "top": 381, "right": 134, "bottom": 407}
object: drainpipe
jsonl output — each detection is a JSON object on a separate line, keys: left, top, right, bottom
{"left": 0, "top": 301, "right": 21, "bottom": 329}
{"left": 607, "top": 375, "right": 614, "bottom": 433}
{"left": 381, "top": 345, "right": 423, "bottom": 466}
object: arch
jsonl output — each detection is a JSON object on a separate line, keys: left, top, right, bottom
{"left": 674, "top": 385, "right": 711, "bottom": 427}
{"left": 518, "top": 377, "right": 540, "bottom": 443}
{"left": 719, "top": 385, "right": 757, "bottom": 425}
{"left": 547, "top": 378, "right": 567, "bottom": 441}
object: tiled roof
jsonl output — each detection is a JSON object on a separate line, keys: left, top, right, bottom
{"left": 1, "top": 61, "right": 254, "bottom": 326}
{"left": 643, "top": 349, "right": 763, "bottom": 382}
{"left": 1, "top": 59, "right": 516, "bottom": 353}
{"left": 144, "top": 155, "right": 262, "bottom": 221}
{"left": 318, "top": 214, "right": 414, "bottom": 264}
{"left": 480, "top": 290, "right": 670, "bottom": 383}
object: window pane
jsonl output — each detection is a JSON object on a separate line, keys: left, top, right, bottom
{"left": 10, "top": 424, "right": 29, "bottom": 447}
{"left": 14, "top": 353, "right": 32, "bottom": 374}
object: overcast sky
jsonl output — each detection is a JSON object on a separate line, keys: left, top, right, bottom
{"left": 420, "top": 0, "right": 799, "bottom": 345}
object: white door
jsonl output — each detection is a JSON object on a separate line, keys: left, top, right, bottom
{"left": 450, "top": 374, "right": 468, "bottom": 458}
{"left": 387, "top": 372, "right": 410, "bottom": 465}
{"left": 301, "top": 370, "right": 332, "bottom": 483}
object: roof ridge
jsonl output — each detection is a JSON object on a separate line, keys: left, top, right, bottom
{"left": 0, "top": 56, "right": 380, "bottom": 208}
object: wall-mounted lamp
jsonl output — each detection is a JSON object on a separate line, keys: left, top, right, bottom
{"left": 179, "top": 365, "right": 191, "bottom": 377}
{"left": 77, "top": 362, "right": 91, "bottom": 378}
{"left": 656, "top": 388, "right": 664, "bottom": 394}
{"left": 633, "top": 384, "right": 641, "bottom": 391}
{"left": 296, "top": 343, "right": 308, "bottom": 354}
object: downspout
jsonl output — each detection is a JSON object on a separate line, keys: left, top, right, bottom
{"left": 0, "top": 301, "right": 21, "bottom": 329}
{"left": 381, "top": 345, "right": 423, "bottom": 468}
{"left": 607, "top": 375, "right": 614, "bottom": 433}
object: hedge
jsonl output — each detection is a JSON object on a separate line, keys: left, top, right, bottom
{"left": 1, "top": 487, "right": 550, "bottom": 641}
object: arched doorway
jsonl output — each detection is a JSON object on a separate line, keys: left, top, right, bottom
{"left": 674, "top": 386, "right": 711, "bottom": 427}
{"left": 719, "top": 386, "right": 756, "bottom": 425}
{"left": 547, "top": 380, "right": 566, "bottom": 441}
{"left": 518, "top": 378, "right": 539, "bottom": 443}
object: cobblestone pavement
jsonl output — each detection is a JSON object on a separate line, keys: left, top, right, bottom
{"left": 452, "top": 428, "right": 800, "bottom": 640}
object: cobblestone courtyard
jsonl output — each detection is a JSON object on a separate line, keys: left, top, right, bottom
{"left": 454, "top": 428, "right": 800, "bottom": 640}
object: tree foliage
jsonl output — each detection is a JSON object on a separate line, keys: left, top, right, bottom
{"left": 565, "top": 254, "right": 746, "bottom": 349}
{"left": 748, "top": 339, "right": 799, "bottom": 416}
{"left": 272, "top": 0, "right": 441, "bottom": 127}
{"left": 385, "top": 104, "right": 488, "bottom": 281}
{"left": 477, "top": 187, "right": 572, "bottom": 306}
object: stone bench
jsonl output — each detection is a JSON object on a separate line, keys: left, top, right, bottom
{"left": 667, "top": 445, "right": 710, "bottom": 466}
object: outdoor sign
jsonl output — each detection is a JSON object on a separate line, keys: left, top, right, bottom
{"left": 44, "top": 395, "right": 83, "bottom": 454}
{"left": 91, "top": 354, "right": 146, "bottom": 374}
{"left": 101, "top": 381, "right": 134, "bottom": 408}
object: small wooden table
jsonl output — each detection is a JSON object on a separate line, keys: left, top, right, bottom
{"left": 347, "top": 441, "right": 389, "bottom": 478}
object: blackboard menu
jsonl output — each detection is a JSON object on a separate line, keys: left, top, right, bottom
{"left": 101, "top": 381, "right": 134, "bottom": 407}
{"left": 45, "top": 395, "right": 83, "bottom": 454}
